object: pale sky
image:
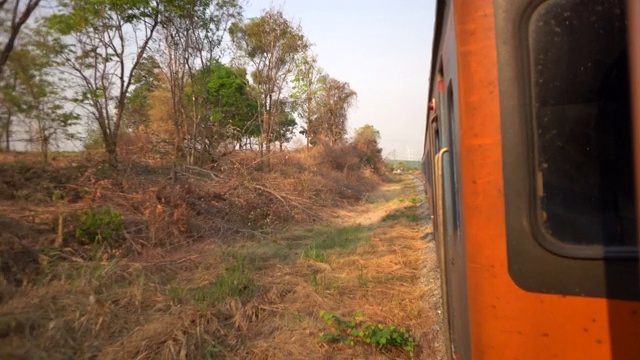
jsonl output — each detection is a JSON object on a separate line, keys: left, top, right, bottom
{"left": 244, "top": 0, "right": 436, "bottom": 161}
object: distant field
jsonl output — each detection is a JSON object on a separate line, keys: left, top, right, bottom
{"left": 385, "top": 160, "right": 421, "bottom": 171}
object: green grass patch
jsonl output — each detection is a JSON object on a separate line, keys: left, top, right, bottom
{"left": 310, "top": 226, "right": 367, "bottom": 251}
{"left": 168, "top": 256, "right": 252, "bottom": 307}
{"left": 301, "top": 244, "right": 328, "bottom": 262}
{"left": 382, "top": 207, "right": 419, "bottom": 223}
{"left": 300, "top": 226, "right": 368, "bottom": 263}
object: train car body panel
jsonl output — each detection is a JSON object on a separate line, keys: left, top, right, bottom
{"left": 438, "top": 5, "right": 472, "bottom": 360}
{"left": 423, "top": 0, "right": 640, "bottom": 358}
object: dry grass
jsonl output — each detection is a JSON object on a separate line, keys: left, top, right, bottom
{"left": 0, "top": 150, "right": 442, "bottom": 359}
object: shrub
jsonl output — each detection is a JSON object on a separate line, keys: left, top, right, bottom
{"left": 74, "top": 206, "right": 124, "bottom": 245}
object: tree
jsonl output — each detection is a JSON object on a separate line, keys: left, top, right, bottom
{"left": 45, "top": 0, "right": 162, "bottom": 168}
{"left": 314, "top": 75, "right": 357, "bottom": 145}
{"left": 206, "top": 62, "right": 259, "bottom": 149}
{"left": 291, "top": 52, "right": 323, "bottom": 150}
{"left": 0, "top": 32, "right": 78, "bottom": 162}
{"left": 272, "top": 99, "right": 297, "bottom": 151}
{"left": 230, "top": 8, "right": 308, "bottom": 160}
{"left": 0, "top": 0, "right": 41, "bottom": 79}
{"left": 0, "top": 55, "right": 23, "bottom": 151}
{"left": 158, "top": 0, "right": 242, "bottom": 164}
{"left": 353, "top": 124, "right": 383, "bottom": 170}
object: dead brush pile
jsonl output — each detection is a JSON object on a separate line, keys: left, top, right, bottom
{"left": 0, "top": 146, "right": 391, "bottom": 359}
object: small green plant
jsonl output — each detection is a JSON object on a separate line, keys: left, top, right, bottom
{"left": 319, "top": 311, "right": 416, "bottom": 358}
{"left": 74, "top": 206, "right": 124, "bottom": 245}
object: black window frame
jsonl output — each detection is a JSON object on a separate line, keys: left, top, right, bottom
{"left": 494, "top": 0, "right": 640, "bottom": 300}
{"left": 525, "top": 0, "right": 637, "bottom": 259}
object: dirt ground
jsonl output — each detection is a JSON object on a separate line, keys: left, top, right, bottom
{"left": 0, "top": 152, "right": 445, "bottom": 359}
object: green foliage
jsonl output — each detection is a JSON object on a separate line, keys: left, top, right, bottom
{"left": 74, "top": 206, "right": 124, "bottom": 245}
{"left": 205, "top": 62, "right": 259, "bottom": 139}
{"left": 319, "top": 311, "right": 416, "bottom": 358}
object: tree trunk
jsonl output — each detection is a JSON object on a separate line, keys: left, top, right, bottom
{"left": 105, "top": 137, "right": 118, "bottom": 168}
{"left": 4, "top": 123, "right": 9, "bottom": 151}
{"left": 41, "top": 137, "right": 48, "bottom": 164}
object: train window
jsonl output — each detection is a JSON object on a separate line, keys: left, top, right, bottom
{"left": 529, "top": 0, "right": 636, "bottom": 248}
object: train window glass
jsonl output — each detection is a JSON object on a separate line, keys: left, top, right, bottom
{"left": 529, "top": 0, "right": 636, "bottom": 247}
{"left": 446, "top": 83, "right": 461, "bottom": 232}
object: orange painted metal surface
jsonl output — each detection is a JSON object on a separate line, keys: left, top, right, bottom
{"left": 451, "top": 0, "right": 640, "bottom": 359}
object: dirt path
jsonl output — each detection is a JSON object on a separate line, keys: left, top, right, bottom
{"left": 0, "top": 174, "right": 446, "bottom": 359}
{"left": 231, "top": 174, "right": 446, "bottom": 359}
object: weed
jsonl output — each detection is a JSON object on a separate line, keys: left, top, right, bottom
{"left": 356, "top": 267, "right": 370, "bottom": 287}
{"left": 74, "top": 206, "right": 123, "bottom": 245}
{"left": 301, "top": 244, "right": 327, "bottom": 263}
{"left": 319, "top": 310, "right": 416, "bottom": 358}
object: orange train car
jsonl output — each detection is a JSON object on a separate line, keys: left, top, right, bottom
{"left": 421, "top": 0, "right": 640, "bottom": 359}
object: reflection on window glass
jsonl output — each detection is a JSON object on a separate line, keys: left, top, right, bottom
{"left": 530, "top": 0, "right": 635, "bottom": 247}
